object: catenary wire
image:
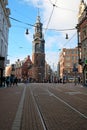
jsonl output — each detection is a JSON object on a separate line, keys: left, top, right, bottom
{"left": 48, "top": 0, "right": 77, "bottom": 12}
{"left": 61, "top": 32, "right": 77, "bottom": 48}
{"left": 9, "top": 16, "right": 76, "bottom": 32}
{"left": 45, "top": 0, "right": 57, "bottom": 34}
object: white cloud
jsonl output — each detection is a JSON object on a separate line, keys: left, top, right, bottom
{"left": 22, "top": 0, "right": 43, "bottom": 7}
{"left": 21, "top": 0, "right": 85, "bottom": 69}
{"left": 22, "top": 0, "right": 80, "bottom": 28}
{"left": 46, "top": 51, "right": 61, "bottom": 71}
{"left": 42, "top": 0, "right": 80, "bottom": 30}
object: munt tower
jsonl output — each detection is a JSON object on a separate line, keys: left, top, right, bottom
{"left": 32, "top": 12, "right": 45, "bottom": 82}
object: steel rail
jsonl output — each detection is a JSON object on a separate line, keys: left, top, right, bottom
{"left": 47, "top": 88, "right": 87, "bottom": 119}
{"left": 30, "top": 86, "right": 48, "bottom": 130}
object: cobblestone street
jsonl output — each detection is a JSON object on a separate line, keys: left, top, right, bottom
{"left": 0, "top": 83, "right": 87, "bottom": 130}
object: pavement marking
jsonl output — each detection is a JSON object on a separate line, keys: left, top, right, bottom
{"left": 11, "top": 86, "right": 26, "bottom": 130}
{"left": 47, "top": 89, "right": 87, "bottom": 119}
{"left": 65, "top": 91, "right": 82, "bottom": 95}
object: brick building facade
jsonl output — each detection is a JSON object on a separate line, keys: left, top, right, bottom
{"left": 77, "top": 0, "right": 87, "bottom": 86}
{"left": 5, "top": 55, "right": 32, "bottom": 82}
{"left": 59, "top": 47, "right": 82, "bottom": 80}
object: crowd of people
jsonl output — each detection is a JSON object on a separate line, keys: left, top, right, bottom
{"left": 2, "top": 75, "right": 18, "bottom": 87}
{"left": 1, "top": 75, "right": 82, "bottom": 87}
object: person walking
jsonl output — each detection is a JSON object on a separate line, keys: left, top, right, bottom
{"left": 6, "top": 76, "right": 10, "bottom": 87}
{"left": 78, "top": 76, "right": 81, "bottom": 84}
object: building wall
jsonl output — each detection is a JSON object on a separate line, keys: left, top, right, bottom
{"left": 5, "top": 56, "right": 32, "bottom": 82}
{"left": 59, "top": 47, "right": 82, "bottom": 78}
{"left": 77, "top": 0, "right": 87, "bottom": 85}
{"left": 44, "top": 62, "right": 52, "bottom": 82}
{"left": 15, "top": 56, "right": 32, "bottom": 81}
{"left": 0, "top": 0, "right": 10, "bottom": 66}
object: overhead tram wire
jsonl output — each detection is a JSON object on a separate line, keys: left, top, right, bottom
{"left": 49, "top": 0, "right": 77, "bottom": 12}
{"left": 61, "top": 32, "right": 77, "bottom": 48}
{"left": 9, "top": 16, "right": 76, "bottom": 32}
{"left": 44, "top": 0, "right": 57, "bottom": 34}
{"left": 54, "top": 32, "right": 77, "bottom": 57}
{"left": 47, "top": 27, "right": 76, "bottom": 32}
{"left": 9, "top": 16, "right": 34, "bottom": 27}
{"left": 55, "top": 6, "right": 77, "bottom": 12}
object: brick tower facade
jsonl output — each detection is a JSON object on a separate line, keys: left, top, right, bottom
{"left": 32, "top": 15, "right": 45, "bottom": 82}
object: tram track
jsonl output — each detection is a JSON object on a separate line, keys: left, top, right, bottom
{"left": 30, "top": 86, "right": 48, "bottom": 130}
{"left": 21, "top": 83, "right": 87, "bottom": 130}
{"left": 47, "top": 88, "right": 87, "bottom": 119}
{"left": 30, "top": 83, "right": 87, "bottom": 119}
{"left": 47, "top": 85, "right": 87, "bottom": 118}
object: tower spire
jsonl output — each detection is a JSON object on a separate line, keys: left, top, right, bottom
{"left": 81, "top": 0, "right": 84, "bottom": 3}
{"left": 36, "top": 8, "right": 40, "bottom": 23}
{"left": 38, "top": 7, "right": 40, "bottom": 17}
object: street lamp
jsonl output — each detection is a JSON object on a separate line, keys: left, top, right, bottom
{"left": 65, "top": 33, "right": 69, "bottom": 39}
{"left": 26, "top": 29, "right": 29, "bottom": 35}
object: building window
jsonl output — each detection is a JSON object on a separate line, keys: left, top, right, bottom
{"left": 65, "top": 56, "right": 70, "bottom": 61}
{"left": 72, "top": 50, "right": 74, "bottom": 54}
{"left": 0, "top": 39, "right": 3, "bottom": 55}
{"left": 65, "top": 63, "right": 70, "bottom": 67}
{"left": 82, "top": 26, "right": 87, "bottom": 40}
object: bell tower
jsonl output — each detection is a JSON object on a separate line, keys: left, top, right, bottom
{"left": 32, "top": 12, "right": 45, "bottom": 82}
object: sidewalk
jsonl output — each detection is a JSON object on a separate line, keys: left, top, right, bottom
{"left": 0, "top": 84, "right": 24, "bottom": 130}
{"left": 0, "top": 83, "right": 44, "bottom": 130}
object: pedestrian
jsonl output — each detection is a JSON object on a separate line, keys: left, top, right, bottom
{"left": 78, "top": 76, "right": 81, "bottom": 84}
{"left": 6, "top": 76, "right": 10, "bottom": 87}
{"left": 2, "top": 76, "right": 5, "bottom": 87}
{"left": 14, "top": 77, "right": 18, "bottom": 86}
{"left": 63, "top": 75, "right": 66, "bottom": 84}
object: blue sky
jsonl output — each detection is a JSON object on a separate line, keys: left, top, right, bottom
{"left": 7, "top": 0, "right": 83, "bottom": 70}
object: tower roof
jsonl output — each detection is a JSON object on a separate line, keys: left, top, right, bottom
{"left": 78, "top": 0, "right": 86, "bottom": 19}
{"left": 81, "top": 0, "right": 84, "bottom": 3}
{"left": 36, "top": 8, "right": 41, "bottom": 23}
{"left": 36, "top": 15, "right": 40, "bottom": 23}
{"left": 81, "top": 0, "right": 86, "bottom": 7}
